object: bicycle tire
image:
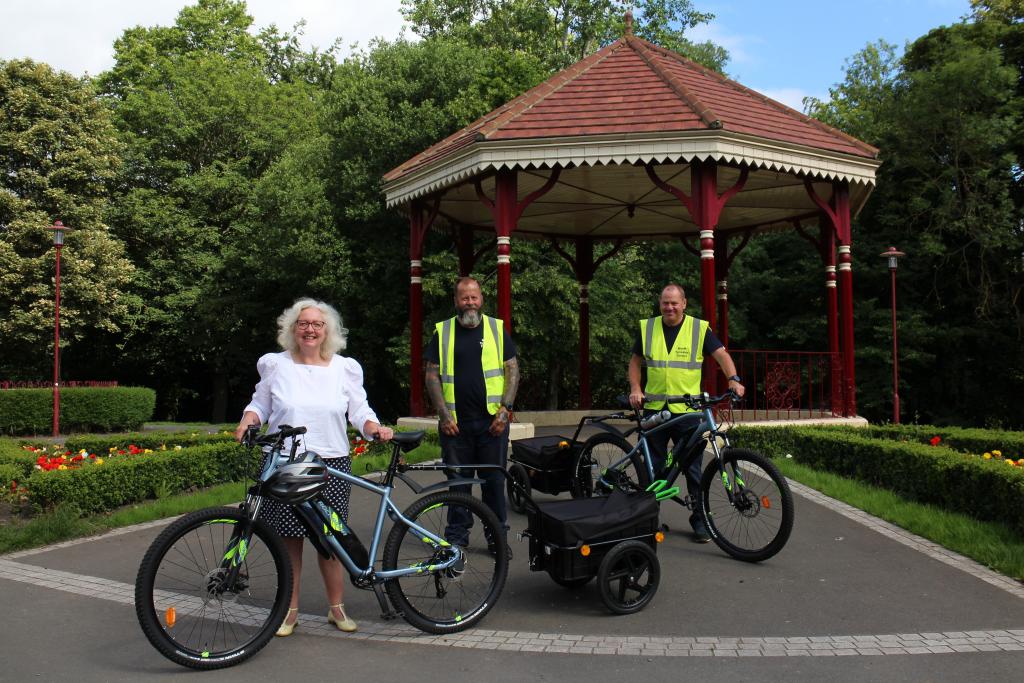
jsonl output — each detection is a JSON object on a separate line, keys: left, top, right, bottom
{"left": 506, "top": 462, "right": 531, "bottom": 514}
{"left": 597, "top": 540, "right": 660, "bottom": 615}
{"left": 699, "top": 448, "right": 794, "bottom": 562}
{"left": 572, "top": 431, "right": 649, "bottom": 497}
{"left": 382, "top": 491, "right": 508, "bottom": 634}
{"left": 135, "top": 506, "right": 292, "bottom": 670}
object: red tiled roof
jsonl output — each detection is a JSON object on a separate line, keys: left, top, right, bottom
{"left": 384, "top": 35, "right": 877, "bottom": 184}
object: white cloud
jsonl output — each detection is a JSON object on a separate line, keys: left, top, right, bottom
{"left": 0, "top": 0, "right": 408, "bottom": 76}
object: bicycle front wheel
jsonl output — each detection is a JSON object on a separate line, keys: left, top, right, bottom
{"left": 700, "top": 448, "right": 794, "bottom": 562}
{"left": 573, "top": 431, "right": 649, "bottom": 497}
{"left": 383, "top": 491, "right": 508, "bottom": 634}
{"left": 135, "top": 506, "right": 292, "bottom": 670}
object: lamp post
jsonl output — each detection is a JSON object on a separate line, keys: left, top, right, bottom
{"left": 879, "top": 246, "right": 905, "bottom": 424}
{"left": 48, "top": 220, "right": 69, "bottom": 437}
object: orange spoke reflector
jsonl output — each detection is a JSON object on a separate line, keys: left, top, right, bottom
{"left": 165, "top": 606, "right": 177, "bottom": 628}
{"left": 761, "top": 496, "right": 772, "bottom": 508}
{"left": 580, "top": 544, "right": 591, "bottom": 556}
{"left": 655, "top": 531, "right": 665, "bottom": 543}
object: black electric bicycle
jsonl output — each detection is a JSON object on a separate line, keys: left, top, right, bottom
{"left": 135, "top": 425, "right": 508, "bottom": 670}
{"left": 572, "top": 391, "right": 794, "bottom": 562}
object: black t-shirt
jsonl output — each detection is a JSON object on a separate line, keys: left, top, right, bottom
{"left": 630, "top": 317, "right": 724, "bottom": 358}
{"left": 426, "top": 320, "right": 517, "bottom": 421}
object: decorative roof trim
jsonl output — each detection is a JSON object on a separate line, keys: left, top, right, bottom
{"left": 384, "top": 130, "right": 882, "bottom": 208}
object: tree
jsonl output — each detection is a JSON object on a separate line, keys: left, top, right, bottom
{"left": 803, "top": 15, "right": 1024, "bottom": 427}
{"left": 0, "top": 59, "right": 135, "bottom": 380}
{"left": 400, "top": 0, "right": 727, "bottom": 71}
{"left": 97, "top": 0, "right": 344, "bottom": 419}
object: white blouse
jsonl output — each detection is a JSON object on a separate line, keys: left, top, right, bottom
{"left": 243, "top": 351, "right": 379, "bottom": 459}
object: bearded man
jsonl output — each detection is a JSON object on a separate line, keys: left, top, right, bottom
{"left": 424, "top": 277, "right": 519, "bottom": 557}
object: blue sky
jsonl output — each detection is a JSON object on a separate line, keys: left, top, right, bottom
{"left": 0, "top": 0, "right": 972, "bottom": 110}
{"left": 693, "top": 0, "right": 972, "bottom": 108}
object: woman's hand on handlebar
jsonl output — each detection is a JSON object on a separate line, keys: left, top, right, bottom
{"left": 234, "top": 412, "right": 261, "bottom": 443}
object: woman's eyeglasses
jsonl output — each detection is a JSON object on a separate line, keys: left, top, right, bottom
{"left": 296, "top": 320, "right": 326, "bottom": 330}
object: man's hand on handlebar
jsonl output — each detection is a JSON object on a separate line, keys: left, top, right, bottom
{"left": 628, "top": 389, "right": 645, "bottom": 410}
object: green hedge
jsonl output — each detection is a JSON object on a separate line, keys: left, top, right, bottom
{"left": 731, "top": 425, "right": 1024, "bottom": 535}
{"left": 850, "top": 424, "right": 1024, "bottom": 461}
{"left": 0, "top": 387, "right": 156, "bottom": 435}
{"left": 25, "top": 441, "right": 255, "bottom": 515}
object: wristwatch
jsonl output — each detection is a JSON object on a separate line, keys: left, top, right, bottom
{"left": 502, "top": 403, "right": 514, "bottom": 412}
{"left": 727, "top": 375, "right": 742, "bottom": 383}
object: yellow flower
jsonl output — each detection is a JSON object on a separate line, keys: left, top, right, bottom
{"left": 109, "top": 447, "right": 116, "bottom": 453}
{"left": 95, "top": 458, "right": 104, "bottom": 465}
{"left": 174, "top": 445, "right": 183, "bottom": 451}
{"left": 160, "top": 444, "right": 166, "bottom": 451}
{"left": 143, "top": 448, "right": 153, "bottom": 454}
{"left": 992, "top": 450, "right": 1002, "bottom": 457}
{"left": 58, "top": 465, "right": 67, "bottom": 470}
{"left": 1006, "top": 459, "right": 1016, "bottom": 466}
{"left": 983, "top": 452, "right": 992, "bottom": 459}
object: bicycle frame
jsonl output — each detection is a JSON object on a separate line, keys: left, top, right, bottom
{"left": 598, "top": 398, "right": 734, "bottom": 507}
{"left": 248, "top": 447, "right": 463, "bottom": 583}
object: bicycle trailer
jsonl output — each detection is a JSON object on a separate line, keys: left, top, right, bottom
{"left": 521, "top": 488, "right": 662, "bottom": 614}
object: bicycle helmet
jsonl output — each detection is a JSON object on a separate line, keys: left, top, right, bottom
{"left": 264, "top": 450, "right": 328, "bottom": 503}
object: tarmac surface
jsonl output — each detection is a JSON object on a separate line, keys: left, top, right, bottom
{"left": 2, "top": 428, "right": 1023, "bottom": 682}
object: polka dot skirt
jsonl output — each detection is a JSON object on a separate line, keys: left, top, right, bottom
{"left": 258, "top": 455, "right": 352, "bottom": 538}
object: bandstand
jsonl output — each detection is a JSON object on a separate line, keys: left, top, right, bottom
{"left": 384, "top": 18, "right": 880, "bottom": 419}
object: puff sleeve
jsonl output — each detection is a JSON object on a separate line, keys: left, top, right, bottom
{"left": 242, "top": 352, "right": 280, "bottom": 424}
{"left": 341, "top": 357, "right": 379, "bottom": 439}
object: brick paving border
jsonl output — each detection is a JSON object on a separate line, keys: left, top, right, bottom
{"left": 2, "top": 480, "right": 1022, "bottom": 658}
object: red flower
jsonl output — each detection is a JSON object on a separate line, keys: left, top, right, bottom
{"left": 9, "top": 481, "right": 16, "bottom": 492}
{"left": 929, "top": 436, "right": 941, "bottom": 446}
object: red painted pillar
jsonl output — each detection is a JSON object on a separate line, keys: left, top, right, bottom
{"left": 693, "top": 161, "right": 718, "bottom": 330}
{"left": 834, "top": 184, "right": 857, "bottom": 416}
{"left": 820, "top": 220, "right": 841, "bottom": 415}
{"left": 408, "top": 206, "right": 426, "bottom": 416}
{"left": 494, "top": 168, "right": 517, "bottom": 331}
{"left": 693, "top": 161, "right": 718, "bottom": 394}
{"left": 575, "top": 238, "right": 594, "bottom": 409}
{"left": 714, "top": 235, "right": 729, "bottom": 347}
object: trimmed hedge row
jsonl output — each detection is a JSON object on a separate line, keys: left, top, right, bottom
{"left": 731, "top": 425, "right": 1024, "bottom": 535}
{"left": 0, "top": 387, "right": 156, "bottom": 435}
{"left": 5, "top": 423, "right": 432, "bottom": 512}
{"left": 25, "top": 441, "right": 256, "bottom": 514}
{"left": 850, "top": 424, "right": 1024, "bottom": 461}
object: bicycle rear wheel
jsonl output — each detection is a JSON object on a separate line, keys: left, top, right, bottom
{"left": 699, "top": 448, "right": 794, "bottom": 562}
{"left": 383, "top": 491, "right": 508, "bottom": 634}
{"left": 135, "top": 506, "right": 291, "bottom": 670}
{"left": 572, "top": 432, "right": 649, "bottom": 497}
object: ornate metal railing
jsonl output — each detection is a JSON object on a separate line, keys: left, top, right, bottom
{"left": 724, "top": 349, "right": 843, "bottom": 420}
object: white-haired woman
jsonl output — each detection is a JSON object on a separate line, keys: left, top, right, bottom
{"left": 234, "top": 298, "right": 393, "bottom": 637}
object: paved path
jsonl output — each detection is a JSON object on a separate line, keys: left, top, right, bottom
{"left": 2, "top": 467, "right": 1022, "bottom": 681}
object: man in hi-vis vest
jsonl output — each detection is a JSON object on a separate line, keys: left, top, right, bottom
{"left": 628, "top": 283, "right": 745, "bottom": 542}
{"left": 425, "top": 277, "right": 519, "bottom": 556}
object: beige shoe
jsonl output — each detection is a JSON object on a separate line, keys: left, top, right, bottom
{"left": 275, "top": 607, "right": 299, "bottom": 637}
{"left": 327, "top": 603, "right": 357, "bottom": 632}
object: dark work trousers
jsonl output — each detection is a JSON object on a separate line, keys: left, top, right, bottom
{"left": 440, "top": 416, "right": 509, "bottom": 547}
{"left": 644, "top": 410, "right": 704, "bottom": 529}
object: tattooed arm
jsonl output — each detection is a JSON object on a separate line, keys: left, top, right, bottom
{"left": 489, "top": 356, "right": 519, "bottom": 436}
{"left": 425, "top": 361, "right": 458, "bottom": 436}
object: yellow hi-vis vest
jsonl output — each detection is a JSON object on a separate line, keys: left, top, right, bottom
{"left": 640, "top": 314, "right": 709, "bottom": 413}
{"left": 436, "top": 314, "right": 505, "bottom": 423}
